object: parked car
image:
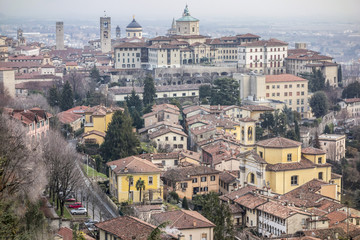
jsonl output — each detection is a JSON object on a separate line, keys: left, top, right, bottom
{"left": 65, "top": 198, "right": 76, "bottom": 202}
{"left": 84, "top": 219, "right": 99, "bottom": 227}
{"left": 69, "top": 202, "right": 83, "bottom": 208}
{"left": 71, "top": 208, "right": 87, "bottom": 215}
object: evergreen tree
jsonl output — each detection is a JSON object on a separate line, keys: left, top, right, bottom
{"left": 100, "top": 109, "right": 140, "bottom": 162}
{"left": 199, "top": 85, "right": 211, "bottom": 100}
{"left": 143, "top": 75, "right": 156, "bottom": 106}
{"left": 193, "top": 193, "right": 234, "bottom": 240}
{"left": 182, "top": 196, "right": 189, "bottom": 210}
{"left": 60, "top": 81, "right": 74, "bottom": 111}
{"left": 310, "top": 91, "right": 329, "bottom": 118}
{"left": 354, "top": 189, "right": 360, "bottom": 210}
{"left": 286, "top": 129, "right": 297, "bottom": 141}
{"left": 324, "top": 125, "right": 331, "bottom": 134}
{"left": 126, "top": 89, "right": 144, "bottom": 129}
{"left": 136, "top": 178, "right": 145, "bottom": 203}
{"left": 90, "top": 65, "right": 101, "bottom": 83}
{"left": 314, "top": 132, "right": 321, "bottom": 149}
{"left": 338, "top": 65, "right": 342, "bottom": 83}
{"left": 48, "top": 85, "right": 59, "bottom": 107}
{"left": 342, "top": 82, "right": 360, "bottom": 99}
{"left": 300, "top": 68, "right": 325, "bottom": 92}
{"left": 294, "top": 119, "right": 300, "bottom": 141}
{"left": 210, "top": 78, "right": 240, "bottom": 105}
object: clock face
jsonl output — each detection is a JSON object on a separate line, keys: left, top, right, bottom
{"left": 104, "top": 22, "right": 108, "bottom": 28}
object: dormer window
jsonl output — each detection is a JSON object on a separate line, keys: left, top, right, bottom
{"left": 318, "top": 157, "right": 322, "bottom": 164}
{"left": 287, "top": 153, "right": 292, "bottom": 162}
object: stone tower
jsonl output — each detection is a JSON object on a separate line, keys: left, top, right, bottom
{"left": 167, "top": 18, "right": 176, "bottom": 36}
{"left": 100, "top": 16, "right": 111, "bottom": 53}
{"left": 56, "top": 22, "right": 64, "bottom": 50}
{"left": 17, "top": 28, "right": 26, "bottom": 46}
{"left": 116, "top": 25, "right": 121, "bottom": 39}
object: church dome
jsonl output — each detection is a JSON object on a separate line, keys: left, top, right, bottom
{"left": 127, "top": 18, "right": 142, "bottom": 29}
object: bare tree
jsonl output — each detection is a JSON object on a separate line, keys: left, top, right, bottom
{"left": 8, "top": 94, "right": 52, "bottom": 112}
{"left": 0, "top": 114, "right": 47, "bottom": 202}
{"left": 65, "top": 72, "right": 87, "bottom": 100}
{"left": 42, "top": 130, "right": 81, "bottom": 216}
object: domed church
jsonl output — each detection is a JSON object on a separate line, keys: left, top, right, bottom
{"left": 126, "top": 16, "right": 143, "bottom": 39}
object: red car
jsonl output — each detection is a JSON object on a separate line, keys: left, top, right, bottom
{"left": 69, "top": 202, "right": 83, "bottom": 208}
{"left": 65, "top": 198, "right": 76, "bottom": 202}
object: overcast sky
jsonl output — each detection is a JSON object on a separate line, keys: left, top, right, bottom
{"left": 1, "top": 0, "right": 359, "bottom": 24}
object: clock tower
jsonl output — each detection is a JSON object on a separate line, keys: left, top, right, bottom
{"left": 100, "top": 16, "right": 111, "bottom": 53}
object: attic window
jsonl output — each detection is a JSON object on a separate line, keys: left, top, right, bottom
{"left": 287, "top": 153, "right": 292, "bottom": 162}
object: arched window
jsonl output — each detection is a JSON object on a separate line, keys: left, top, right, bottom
{"left": 250, "top": 173, "right": 255, "bottom": 184}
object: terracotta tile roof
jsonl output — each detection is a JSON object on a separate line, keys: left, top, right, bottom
{"left": 162, "top": 166, "right": 220, "bottom": 182}
{"left": 237, "top": 150, "right": 267, "bottom": 164}
{"left": 317, "top": 199, "right": 343, "bottom": 213}
{"left": 190, "top": 125, "right": 216, "bottom": 136}
{"left": 234, "top": 192, "right": 267, "bottom": 209}
{"left": 148, "top": 43, "right": 180, "bottom": 49}
{"left": 344, "top": 98, "right": 360, "bottom": 104}
{"left": 222, "top": 185, "right": 257, "bottom": 201}
{"left": 152, "top": 209, "right": 215, "bottom": 230}
{"left": 148, "top": 127, "right": 187, "bottom": 139}
{"left": 15, "top": 80, "right": 58, "bottom": 90}
{"left": 183, "top": 105, "right": 209, "bottom": 115}
{"left": 331, "top": 173, "right": 342, "bottom": 179}
{"left": 7, "top": 108, "right": 52, "bottom": 125}
{"left": 219, "top": 171, "right": 237, "bottom": 184}
{"left": 95, "top": 215, "right": 173, "bottom": 240}
{"left": 257, "top": 137, "right": 302, "bottom": 148}
{"left": 302, "top": 147, "right": 326, "bottom": 155}
{"left": 286, "top": 53, "right": 333, "bottom": 61}
{"left": 305, "top": 62, "right": 338, "bottom": 67}
{"left": 266, "top": 157, "right": 315, "bottom": 171}
{"left": 57, "top": 111, "right": 82, "bottom": 124}
{"left": 85, "top": 105, "right": 122, "bottom": 116}
{"left": 113, "top": 42, "right": 149, "bottom": 48}
{"left": 228, "top": 203, "right": 244, "bottom": 214}
{"left": 237, "top": 33, "right": 260, "bottom": 38}
{"left": 265, "top": 74, "right": 307, "bottom": 83}
{"left": 15, "top": 73, "right": 61, "bottom": 80}
{"left": 257, "top": 201, "right": 309, "bottom": 219}
{"left": 152, "top": 103, "right": 180, "bottom": 112}
{"left": 241, "top": 38, "right": 288, "bottom": 47}
{"left": 65, "top": 106, "right": 89, "bottom": 114}
{"left": 134, "top": 204, "right": 163, "bottom": 212}
{"left": 241, "top": 105, "right": 274, "bottom": 111}
{"left": 179, "top": 150, "right": 201, "bottom": 162}
{"left": 138, "top": 152, "right": 179, "bottom": 160}
{"left": 66, "top": 61, "right": 78, "bottom": 66}
{"left": 82, "top": 130, "right": 106, "bottom": 138}
{"left": 281, "top": 179, "right": 338, "bottom": 208}
{"left": 57, "top": 227, "right": 73, "bottom": 240}
{"left": 326, "top": 211, "right": 348, "bottom": 226}
{"left": 138, "top": 121, "right": 183, "bottom": 134}
{"left": 107, "top": 156, "right": 161, "bottom": 174}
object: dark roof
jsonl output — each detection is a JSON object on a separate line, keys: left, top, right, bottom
{"left": 257, "top": 137, "right": 302, "bottom": 148}
{"left": 162, "top": 166, "right": 220, "bottom": 182}
{"left": 127, "top": 18, "right": 142, "bottom": 29}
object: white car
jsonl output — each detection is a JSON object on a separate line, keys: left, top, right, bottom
{"left": 71, "top": 208, "right": 87, "bottom": 215}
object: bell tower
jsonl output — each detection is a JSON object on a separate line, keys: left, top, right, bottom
{"left": 100, "top": 14, "right": 111, "bottom": 53}
{"left": 56, "top": 22, "right": 65, "bottom": 50}
{"left": 116, "top": 25, "right": 121, "bottom": 39}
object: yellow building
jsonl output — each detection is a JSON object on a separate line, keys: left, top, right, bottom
{"left": 238, "top": 137, "right": 341, "bottom": 198}
{"left": 107, "top": 156, "right": 163, "bottom": 204}
{"left": 83, "top": 105, "right": 123, "bottom": 144}
{"left": 265, "top": 74, "right": 310, "bottom": 118}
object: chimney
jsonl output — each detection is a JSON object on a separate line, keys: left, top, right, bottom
{"left": 124, "top": 167, "right": 128, "bottom": 173}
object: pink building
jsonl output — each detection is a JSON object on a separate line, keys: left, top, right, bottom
{"left": 5, "top": 107, "right": 52, "bottom": 140}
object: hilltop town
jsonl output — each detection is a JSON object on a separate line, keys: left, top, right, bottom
{"left": 1, "top": 4, "right": 360, "bottom": 240}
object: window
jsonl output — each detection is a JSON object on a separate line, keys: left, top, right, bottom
{"left": 289, "top": 92, "right": 292, "bottom": 96}
{"left": 192, "top": 92, "right": 195, "bottom": 96}
{"left": 201, "top": 233, "right": 207, "bottom": 240}
{"left": 301, "top": 91, "right": 304, "bottom": 96}
{"left": 284, "top": 92, "right": 288, "bottom": 96}
{"left": 285, "top": 85, "right": 288, "bottom": 88}
{"left": 287, "top": 153, "right": 292, "bottom": 162}
{"left": 277, "top": 93, "right": 280, "bottom": 96}
{"left": 180, "top": 182, "right": 188, "bottom": 188}
{"left": 318, "top": 172, "right": 323, "bottom": 180}
{"left": 250, "top": 173, "right": 255, "bottom": 184}
{"left": 173, "top": 136, "right": 177, "bottom": 141}
{"left": 266, "top": 93, "right": 269, "bottom": 97}
{"left": 201, "top": 176, "right": 207, "bottom": 182}
{"left": 162, "top": 160, "right": 166, "bottom": 166}
{"left": 37, "top": 122, "right": 40, "bottom": 128}
{"left": 148, "top": 176, "right": 153, "bottom": 185}
{"left": 182, "top": 93, "right": 186, "bottom": 96}
{"left": 291, "top": 175, "right": 298, "bottom": 185}
{"left": 272, "top": 93, "right": 275, "bottom": 97}
{"left": 259, "top": 151, "right": 263, "bottom": 158}
{"left": 272, "top": 85, "right": 275, "bottom": 89}
{"left": 277, "top": 85, "right": 280, "bottom": 89}
{"left": 181, "top": 136, "right": 184, "bottom": 141}
{"left": 318, "top": 157, "right": 322, "bottom": 164}
{"left": 289, "top": 84, "right": 292, "bottom": 88}
{"left": 165, "top": 136, "right": 168, "bottom": 141}
{"left": 210, "top": 175, "right": 216, "bottom": 181}
{"left": 192, "top": 178, "right": 198, "bottom": 183}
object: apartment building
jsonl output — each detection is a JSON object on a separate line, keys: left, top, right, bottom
{"left": 265, "top": 74, "right": 310, "bottom": 118}
{"left": 319, "top": 134, "right": 346, "bottom": 161}
{"left": 340, "top": 98, "right": 360, "bottom": 117}
{"left": 114, "top": 42, "right": 148, "bottom": 69}
{"left": 238, "top": 38, "right": 288, "bottom": 75}
{"left": 285, "top": 48, "right": 338, "bottom": 87}
{"left": 148, "top": 44, "right": 181, "bottom": 69}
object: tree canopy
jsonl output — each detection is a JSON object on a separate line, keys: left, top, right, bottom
{"left": 126, "top": 89, "right": 144, "bottom": 129}
{"left": 100, "top": 109, "right": 140, "bottom": 162}
{"left": 342, "top": 82, "right": 360, "bottom": 99}
{"left": 210, "top": 78, "right": 240, "bottom": 105}
{"left": 48, "top": 85, "right": 59, "bottom": 107}
{"left": 60, "top": 81, "right": 74, "bottom": 111}
{"left": 310, "top": 91, "right": 329, "bottom": 118}
{"left": 143, "top": 75, "right": 156, "bottom": 106}
{"left": 300, "top": 68, "right": 325, "bottom": 92}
